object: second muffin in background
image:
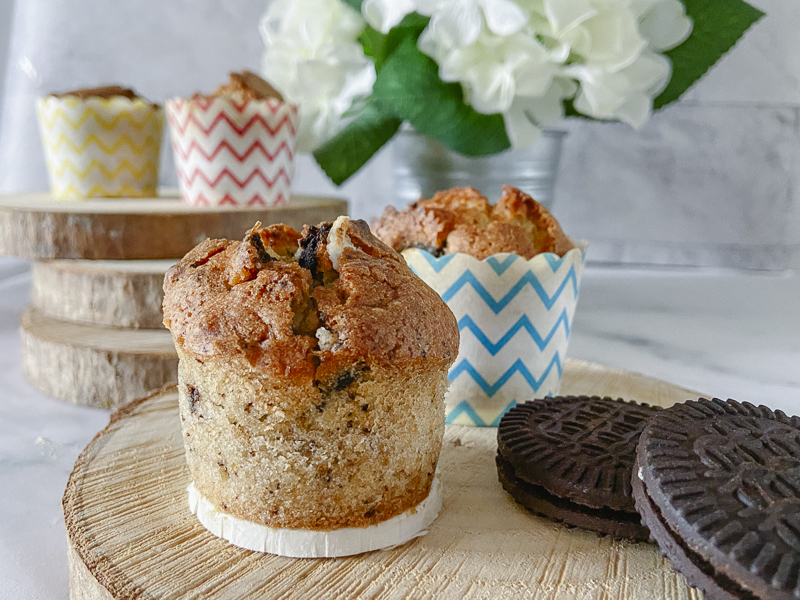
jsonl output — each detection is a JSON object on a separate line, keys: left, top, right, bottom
{"left": 162, "top": 216, "right": 458, "bottom": 557}
{"left": 166, "top": 71, "right": 298, "bottom": 208}
{"left": 373, "top": 185, "right": 586, "bottom": 428}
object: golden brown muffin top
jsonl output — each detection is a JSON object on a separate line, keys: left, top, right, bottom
{"left": 163, "top": 217, "right": 459, "bottom": 385}
{"left": 209, "top": 70, "right": 284, "bottom": 102}
{"left": 372, "top": 184, "right": 575, "bottom": 260}
{"left": 52, "top": 85, "right": 141, "bottom": 100}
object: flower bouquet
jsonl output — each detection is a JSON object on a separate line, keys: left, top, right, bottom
{"left": 261, "top": 0, "right": 763, "bottom": 185}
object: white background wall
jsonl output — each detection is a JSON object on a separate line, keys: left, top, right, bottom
{"left": 0, "top": 0, "right": 16, "bottom": 133}
{"left": 0, "top": 0, "right": 796, "bottom": 269}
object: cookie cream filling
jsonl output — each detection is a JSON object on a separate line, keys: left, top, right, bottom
{"left": 188, "top": 471, "right": 442, "bottom": 558}
{"left": 326, "top": 215, "right": 355, "bottom": 271}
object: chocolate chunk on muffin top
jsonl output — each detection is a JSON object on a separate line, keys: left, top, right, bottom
{"left": 372, "top": 184, "right": 575, "bottom": 260}
{"left": 162, "top": 216, "right": 459, "bottom": 386}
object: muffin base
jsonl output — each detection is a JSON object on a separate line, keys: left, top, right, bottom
{"left": 187, "top": 473, "right": 442, "bottom": 558}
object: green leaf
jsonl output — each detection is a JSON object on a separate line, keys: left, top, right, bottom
{"left": 654, "top": 0, "right": 765, "bottom": 108}
{"left": 339, "top": 0, "right": 362, "bottom": 12}
{"left": 373, "top": 37, "right": 510, "bottom": 156}
{"left": 313, "top": 100, "right": 402, "bottom": 186}
{"left": 359, "top": 13, "right": 430, "bottom": 71}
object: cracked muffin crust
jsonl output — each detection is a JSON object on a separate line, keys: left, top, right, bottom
{"left": 205, "top": 70, "right": 284, "bottom": 102}
{"left": 372, "top": 184, "right": 575, "bottom": 260}
{"left": 163, "top": 216, "right": 459, "bottom": 531}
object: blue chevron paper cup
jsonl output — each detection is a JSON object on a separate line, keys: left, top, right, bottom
{"left": 404, "top": 244, "right": 587, "bottom": 427}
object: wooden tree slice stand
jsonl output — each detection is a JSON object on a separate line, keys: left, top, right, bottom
{"left": 21, "top": 306, "right": 177, "bottom": 409}
{"left": 4, "top": 191, "right": 347, "bottom": 407}
{"left": 64, "top": 359, "right": 704, "bottom": 600}
{"left": 32, "top": 259, "right": 175, "bottom": 329}
{"left": 0, "top": 193, "right": 348, "bottom": 260}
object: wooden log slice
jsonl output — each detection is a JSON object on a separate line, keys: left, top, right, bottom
{"left": 20, "top": 305, "right": 176, "bottom": 409}
{"left": 0, "top": 193, "right": 347, "bottom": 260}
{"left": 64, "top": 359, "right": 703, "bottom": 600}
{"left": 32, "top": 259, "right": 174, "bottom": 329}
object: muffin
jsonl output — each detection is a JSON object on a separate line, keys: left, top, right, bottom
{"left": 373, "top": 186, "right": 586, "bottom": 428}
{"left": 37, "top": 85, "right": 163, "bottom": 200}
{"left": 372, "top": 184, "right": 575, "bottom": 259}
{"left": 166, "top": 70, "right": 298, "bottom": 207}
{"left": 162, "top": 216, "right": 459, "bottom": 556}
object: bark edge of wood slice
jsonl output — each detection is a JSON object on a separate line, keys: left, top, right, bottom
{"left": 32, "top": 259, "right": 174, "bottom": 329}
{"left": 0, "top": 193, "right": 348, "bottom": 259}
{"left": 20, "top": 305, "right": 177, "bottom": 409}
{"left": 64, "top": 359, "right": 704, "bottom": 600}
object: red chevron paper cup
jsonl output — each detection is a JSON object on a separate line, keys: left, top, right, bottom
{"left": 166, "top": 97, "right": 298, "bottom": 207}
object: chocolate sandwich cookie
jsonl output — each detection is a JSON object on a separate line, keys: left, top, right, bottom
{"left": 633, "top": 398, "right": 800, "bottom": 600}
{"left": 497, "top": 396, "right": 660, "bottom": 540}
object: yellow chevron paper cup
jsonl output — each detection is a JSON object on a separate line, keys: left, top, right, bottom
{"left": 36, "top": 96, "right": 163, "bottom": 200}
{"left": 404, "top": 244, "right": 587, "bottom": 427}
{"left": 166, "top": 97, "right": 298, "bottom": 208}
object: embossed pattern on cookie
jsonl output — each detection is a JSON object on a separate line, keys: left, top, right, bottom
{"left": 634, "top": 398, "right": 800, "bottom": 600}
{"left": 497, "top": 396, "right": 660, "bottom": 540}
{"left": 498, "top": 396, "right": 661, "bottom": 510}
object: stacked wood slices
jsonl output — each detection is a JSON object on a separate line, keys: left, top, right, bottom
{"left": 0, "top": 192, "right": 347, "bottom": 409}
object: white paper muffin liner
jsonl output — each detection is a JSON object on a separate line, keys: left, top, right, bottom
{"left": 166, "top": 96, "right": 298, "bottom": 207}
{"left": 188, "top": 471, "right": 442, "bottom": 558}
{"left": 36, "top": 96, "right": 163, "bottom": 200}
{"left": 405, "top": 244, "right": 587, "bottom": 427}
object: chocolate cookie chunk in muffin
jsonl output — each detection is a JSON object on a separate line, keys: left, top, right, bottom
{"left": 497, "top": 396, "right": 660, "bottom": 541}
{"left": 372, "top": 185, "right": 574, "bottom": 260}
{"left": 634, "top": 397, "right": 800, "bottom": 600}
{"left": 162, "top": 216, "right": 459, "bottom": 555}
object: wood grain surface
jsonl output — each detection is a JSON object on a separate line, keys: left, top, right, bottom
{"left": 0, "top": 193, "right": 348, "bottom": 260}
{"left": 32, "top": 259, "right": 174, "bottom": 329}
{"left": 64, "top": 359, "right": 705, "bottom": 599}
{"left": 20, "top": 306, "right": 177, "bottom": 409}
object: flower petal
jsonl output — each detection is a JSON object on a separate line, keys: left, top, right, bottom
{"left": 612, "top": 94, "right": 652, "bottom": 128}
{"left": 503, "top": 102, "right": 543, "bottom": 148}
{"left": 260, "top": 0, "right": 375, "bottom": 151}
{"left": 636, "top": 0, "right": 693, "bottom": 51}
{"left": 543, "top": 0, "right": 597, "bottom": 33}
{"left": 362, "top": 0, "right": 417, "bottom": 34}
{"left": 480, "top": 0, "right": 530, "bottom": 36}
{"left": 428, "top": 2, "right": 483, "bottom": 47}
{"left": 579, "top": 9, "right": 647, "bottom": 70}
{"left": 624, "top": 51, "right": 672, "bottom": 95}
{"left": 469, "top": 63, "right": 517, "bottom": 113}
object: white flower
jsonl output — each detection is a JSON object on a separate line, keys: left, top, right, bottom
{"left": 632, "top": 0, "right": 693, "bottom": 51}
{"left": 260, "top": 0, "right": 694, "bottom": 155}
{"left": 420, "top": 0, "right": 529, "bottom": 47}
{"left": 364, "top": 0, "right": 529, "bottom": 46}
{"left": 541, "top": 0, "right": 596, "bottom": 34}
{"left": 503, "top": 77, "right": 577, "bottom": 147}
{"left": 260, "top": 0, "right": 376, "bottom": 151}
{"left": 423, "top": 30, "right": 558, "bottom": 115}
{"left": 559, "top": 4, "right": 648, "bottom": 71}
{"left": 362, "top": 0, "right": 417, "bottom": 33}
{"left": 565, "top": 51, "right": 671, "bottom": 127}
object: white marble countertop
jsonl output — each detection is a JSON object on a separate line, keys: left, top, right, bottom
{"left": 0, "top": 256, "right": 798, "bottom": 599}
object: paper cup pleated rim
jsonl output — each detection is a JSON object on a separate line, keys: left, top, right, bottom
{"left": 188, "top": 472, "right": 442, "bottom": 558}
{"left": 36, "top": 96, "right": 163, "bottom": 200}
{"left": 404, "top": 243, "right": 587, "bottom": 428}
{"left": 166, "top": 97, "right": 298, "bottom": 208}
